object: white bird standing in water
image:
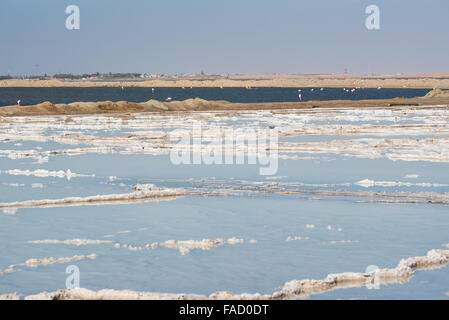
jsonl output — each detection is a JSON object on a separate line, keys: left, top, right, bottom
{"left": 298, "top": 94, "right": 302, "bottom": 101}
{"left": 151, "top": 88, "right": 155, "bottom": 93}
{"left": 17, "top": 99, "right": 20, "bottom": 106}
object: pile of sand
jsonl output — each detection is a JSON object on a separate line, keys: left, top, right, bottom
{"left": 424, "top": 89, "right": 449, "bottom": 98}
{"left": 1, "top": 95, "right": 449, "bottom": 117}
{"left": 0, "top": 98, "right": 228, "bottom": 116}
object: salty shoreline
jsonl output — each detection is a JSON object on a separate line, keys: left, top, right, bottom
{"left": 2, "top": 245, "right": 448, "bottom": 300}
{"left": 1, "top": 88, "right": 449, "bottom": 300}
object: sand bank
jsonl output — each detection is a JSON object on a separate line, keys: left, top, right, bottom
{"left": 2, "top": 73, "right": 449, "bottom": 88}
{"left": 1, "top": 92, "right": 449, "bottom": 117}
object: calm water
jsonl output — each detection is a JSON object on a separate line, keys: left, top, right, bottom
{"left": 0, "top": 87, "right": 431, "bottom": 106}
{"left": 1, "top": 105, "right": 448, "bottom": 300}
{"left": 1, "top": 152, "right": 449, "bottom": 299}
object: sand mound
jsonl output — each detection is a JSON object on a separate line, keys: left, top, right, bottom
{"left": 1, "top": 95, "right": 449, "bottom": 117}
{"left": 425, "top": 89, "right": 449, "bottom": 98}
{"left": 0, "top": 98, "right": 230, "bottom": 116}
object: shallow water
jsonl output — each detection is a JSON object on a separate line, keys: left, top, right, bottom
{"left": 1, "top": 196, "right": 449, "bottom": 298}
{"left": 1, "top": 106, "right": 449, "bottom": 299}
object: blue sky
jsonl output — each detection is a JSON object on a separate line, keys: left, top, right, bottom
{"left": 0, "top": 0, "right": 448, "bottom": 75}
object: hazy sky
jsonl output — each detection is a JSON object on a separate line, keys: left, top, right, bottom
{"left": 0, "top": 0, "right": 448, "bottom": 75}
